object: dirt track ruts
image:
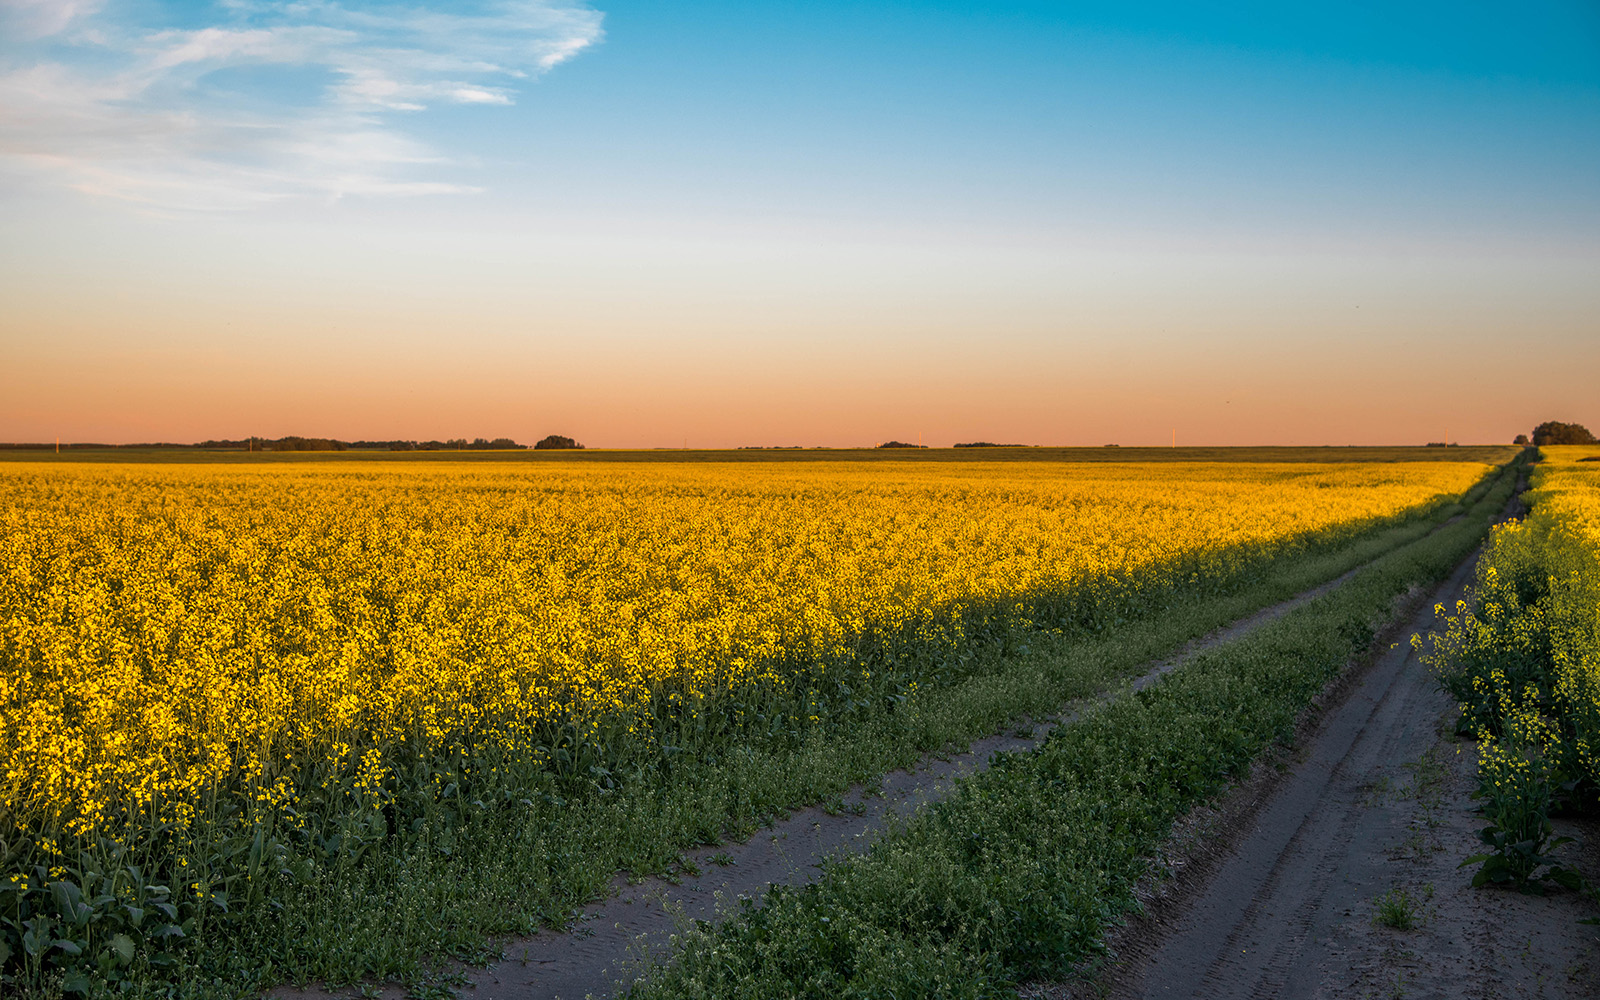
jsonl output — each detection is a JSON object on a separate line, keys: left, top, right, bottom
{"left": 268, "top": 517, "right": 1476, "bottom": 1000}
{"left": 1059, "top": 487, "right": 1600, "bottom": 1000}
{"left": 428, "top": 539, "right": 1440, "bottom": 999}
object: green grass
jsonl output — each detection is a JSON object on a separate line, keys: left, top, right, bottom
{"left": 621, "top": 464, "right": 1512, "bottom": 999}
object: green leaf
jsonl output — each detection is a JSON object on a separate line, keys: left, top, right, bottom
{"left": 1543, "top": 868, "right": 1586, "bottom": 891}
{"left": 50, "top": 880, "right": 83, "bottom": 913}
{"left": 61, "top": 969, "right": 91, "bottom": 994}
{"left": 109, "top": 932, "right": 136, "bottom": 965}
{"left": 21, "top": 926, "right": 46, "bottom": 957}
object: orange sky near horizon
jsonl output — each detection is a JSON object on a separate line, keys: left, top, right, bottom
{"left": 3, "top": 208, "right": 1596, "bottom": 448}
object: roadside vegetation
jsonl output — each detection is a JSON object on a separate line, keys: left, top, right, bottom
{"left": 1422, "top": 445, "right": 1600, "bottom": 893}
{"left": 0, "top": 454, "right": 1509, "bottom": 995}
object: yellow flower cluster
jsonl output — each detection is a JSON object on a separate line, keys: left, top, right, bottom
{"left": 0, "top": 458, "right": 1486, "bottom": 847}
{"left": 1520, "top": 447, "right": 1600, "bottom": 783}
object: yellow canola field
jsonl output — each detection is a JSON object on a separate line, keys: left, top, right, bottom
{"left": 0, "top": 459, "right": 1488, "bottom": 844}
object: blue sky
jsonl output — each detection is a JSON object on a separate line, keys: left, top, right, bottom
{"left": 504, "top": 1, "right": 1600, "bottom": 250}
{"left": 1, "top": 1, "right": 1597, "bottom": 445}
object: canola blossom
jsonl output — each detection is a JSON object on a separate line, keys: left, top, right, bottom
{"left": 1, "top": 459, "right": 1489, "bottom": 857}
{"left": 1420, "top": 447, "right": 1600, "bottom": 887}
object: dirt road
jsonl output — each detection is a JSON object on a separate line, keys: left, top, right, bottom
{"left": 1067, "top": 544, "right": 1600, "bottom": 1000}
{"left": 443, "top": 549, "right": 1405, "bottom": 999}
{"left": 273, "top": 516, "right": 1547, "bottom": 1000}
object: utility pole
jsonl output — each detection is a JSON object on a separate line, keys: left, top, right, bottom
{"left": 55, "top": 436, "right": 59, "bottom": 454}
{"left": 1172, "top": 428, "right": 1176, "bottom": 449}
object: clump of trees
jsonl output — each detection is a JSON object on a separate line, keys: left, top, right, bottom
{"left": 1514, "top": 434, "right": 1530, "bottom": 446}
{"left": 533, "top": 435, "right": 584, "bottom": 450}
{"left": 8, "top": 436, "right": 531, "bottom": 452}
{"left": 270, "top": 436, "right": 346, "bottom": 451}
{"left": 1532, "top": 421, "right": 1596, "bottom": 446}
{"left": 876, "top": 441, "right": 927, "bottom": 449}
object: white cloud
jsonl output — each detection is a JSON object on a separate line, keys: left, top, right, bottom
{"left": 0, "top": 0, "right": 109, "bottom": 40}
{"left": 0, "top": 1, "right": 604, "bottom": 210}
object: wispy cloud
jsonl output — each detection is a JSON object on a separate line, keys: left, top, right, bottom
{"left": 0, "top": 0, "right": 604, "bottom": 209}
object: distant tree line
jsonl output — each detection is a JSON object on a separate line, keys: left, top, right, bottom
{"left": 1, "top": 436, "right": 531, "bottom": 451}
{"left": 366, "top": 438, "right": 526, "bottom": 451}
{"left": 876, "top": 441, "right": 927, "bottom": 449}
{"left": 192, "top": 436, "right": 529, "bottom": 452}
{"left": 953, "top": 442, "right": 1026, "bottom": 448}
{"left": 255, "top": 436, "right": 346, "bottom": 451}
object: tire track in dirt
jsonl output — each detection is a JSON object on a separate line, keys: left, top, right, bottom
{"left": 442, "top": 536, "right": 1449, "bottom": 1000}
{"left": 268, "top": 516, "right": 1469, "bottom": 1000}
{"left": 1058, "top": 488, "right": 1598, "bottom": 1000}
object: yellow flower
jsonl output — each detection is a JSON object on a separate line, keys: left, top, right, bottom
{"left": 0, "top": 456, "right": 1493, "bottom": 884}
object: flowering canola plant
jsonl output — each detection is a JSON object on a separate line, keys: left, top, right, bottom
{"left": 1, "top": 459, "right": 1486, "bottom": 878}
{"left": 1535, "top": 451, "right": 1600, "bottom": 789}
{"left": 1421, "top": 446, "right": 1600, "bottom": 887}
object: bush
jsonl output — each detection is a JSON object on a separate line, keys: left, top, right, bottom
{"left": 1532, "top": 421, "right": 1597, "bottom": 446}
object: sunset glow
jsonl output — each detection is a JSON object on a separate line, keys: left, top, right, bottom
{"left": 3, "top": 1, "right": 1596, "bottom": 446}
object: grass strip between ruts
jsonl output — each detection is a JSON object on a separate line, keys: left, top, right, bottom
{"left": 623, "top": 465, "right": 1515, "bottom": 999}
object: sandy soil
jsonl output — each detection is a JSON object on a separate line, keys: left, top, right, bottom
{"left": 1039, "top": 518, "right": 1600, "bottom": 999}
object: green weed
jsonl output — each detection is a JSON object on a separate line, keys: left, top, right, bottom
{"left": 1372, "top": 886, "right": 1432, "bottom": 930}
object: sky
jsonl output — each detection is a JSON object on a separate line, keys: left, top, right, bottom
{"left": 1, "top": 0, "right": 1597, "bottom": 448}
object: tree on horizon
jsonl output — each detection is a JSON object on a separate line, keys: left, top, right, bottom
{"left": 1532, "top": 421, "right": 1597, "bottom": 446}
{"left": 534, "top": 434, "right": 584, "bottom": 450}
